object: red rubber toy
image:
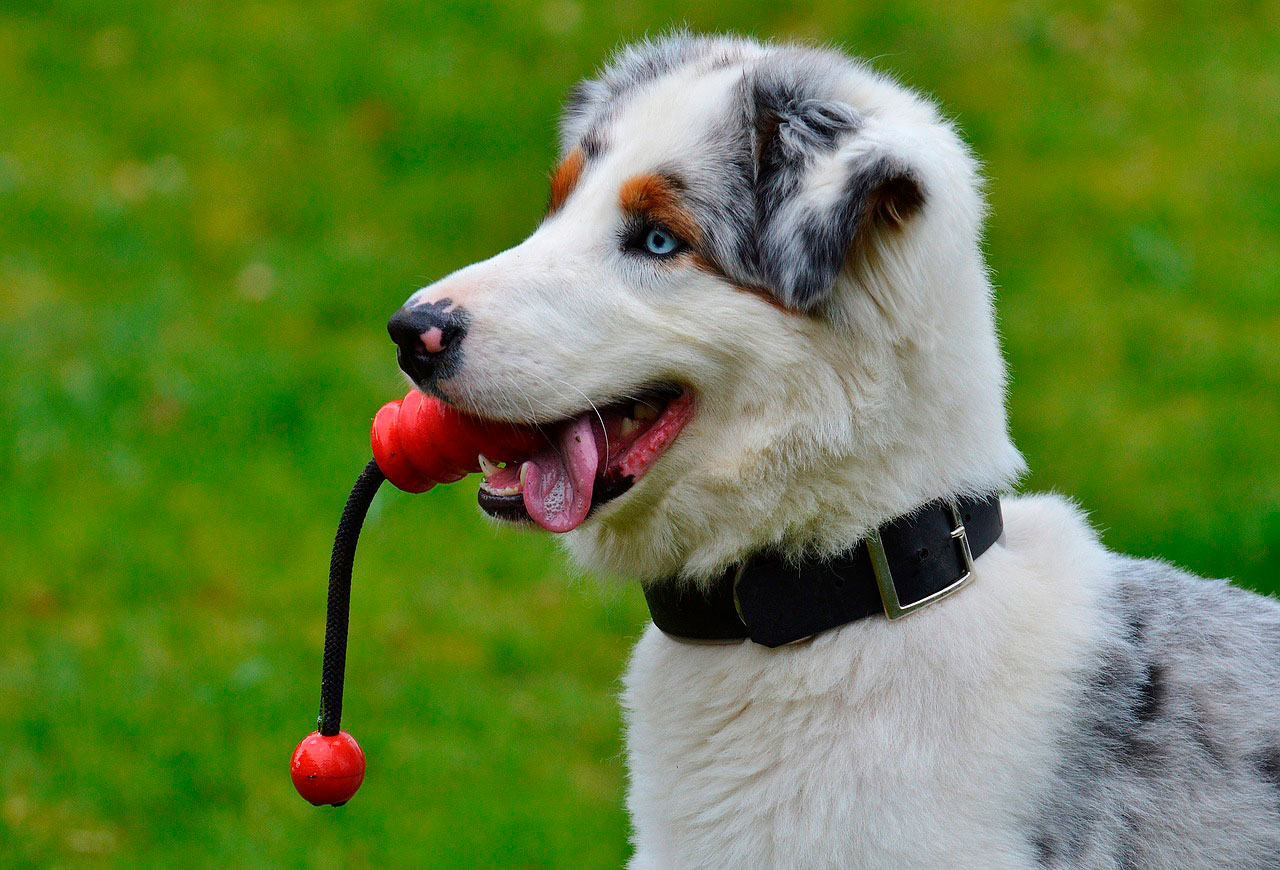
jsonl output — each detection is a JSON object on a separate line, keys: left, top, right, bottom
{"left": 291, "top": 731, "right": 366, "bottom": 807}
{"left": 371, "top": 389, "right": 543, "bottom": 493}
{"left": 292, "top": 390, "right": 541, "bottom": 807}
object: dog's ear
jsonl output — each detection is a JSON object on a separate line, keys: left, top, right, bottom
{"left": 751, "top": 86, "right": 926, "bottom": 311}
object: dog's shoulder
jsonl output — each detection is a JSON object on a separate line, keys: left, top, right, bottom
{"left": 1029, "top": 553, "right": 1280, "bottom": 868}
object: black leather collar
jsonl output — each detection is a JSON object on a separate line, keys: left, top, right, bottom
{"left": 642, "top": 494, "right": 1003, "bottom": 647}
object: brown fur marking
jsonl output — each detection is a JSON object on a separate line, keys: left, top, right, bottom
{"left": 547, "top": 148, "right": 585, "bottom": 214}
{"left": 617, "top": 174, "right": 703, "bottom": 246}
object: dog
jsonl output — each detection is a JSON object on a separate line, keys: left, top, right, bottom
{"left": 385, "top": 33, "right": 1280, "bottom": 868}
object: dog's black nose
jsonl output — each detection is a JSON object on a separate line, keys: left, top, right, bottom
{"left": 387, "top": 302, "right": 466, "bottom": 385}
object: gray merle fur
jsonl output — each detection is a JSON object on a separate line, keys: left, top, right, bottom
{"left": 1025, "top": 557, "right": 1280, "bottom": 868}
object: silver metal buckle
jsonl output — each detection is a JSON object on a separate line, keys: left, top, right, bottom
{"left": 868, "top": 501, "right": 976, "bottom": 620}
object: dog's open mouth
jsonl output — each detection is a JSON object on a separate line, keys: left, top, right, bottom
{"left": 476, "top": 387, "right": 694, "bottom": 533}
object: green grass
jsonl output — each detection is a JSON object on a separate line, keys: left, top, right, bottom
{"left": 0, "top": 0, "right": 1277, "bottom": 864}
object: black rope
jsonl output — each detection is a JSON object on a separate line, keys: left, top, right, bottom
{"left": 318, "top": 458, "right": 385, "bottom": 736}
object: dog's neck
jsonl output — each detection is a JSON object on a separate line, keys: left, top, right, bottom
{"left": 641, "top": 492, "right": 1005, "bottom": 644}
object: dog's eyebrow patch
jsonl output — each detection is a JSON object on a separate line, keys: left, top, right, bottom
{"left": 617, "top": 172, "right": 703, "bottom": 246}
{"left": 547, "top": 147, "right": 586, "bottom": 214}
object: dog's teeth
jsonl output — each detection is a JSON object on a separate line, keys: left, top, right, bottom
{"left": 634, "top": 403, "right": 658, "bottom": 422}
{"left": 518, "top": 462, "right": 529, "bottom": 486}
{"left": 479, "top": 480, "right": 521, "bottom": 496}
{"left": 478, "top": 454, "right": 499, "bottom": 478}
{"left": 620, "top": 417, "right": 640, "bottom": 437}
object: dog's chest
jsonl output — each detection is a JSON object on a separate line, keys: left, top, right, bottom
{"left": 619, "top": 498, "right": 1109, "bottom": 868}
{"left": 622, "top": 626, "right": 1066, "bottom": 868}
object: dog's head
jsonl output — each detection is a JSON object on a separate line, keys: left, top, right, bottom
{"left": 389, "top": 34, "right": 1024, "bottom": 580}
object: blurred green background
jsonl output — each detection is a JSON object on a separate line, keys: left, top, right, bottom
{"left": 1, "top": 0, "right": 1277, "bottom": 865}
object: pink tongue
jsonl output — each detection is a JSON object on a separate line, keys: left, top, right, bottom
{"left": 522, "top": 414, "right": 599, "bottom": 533}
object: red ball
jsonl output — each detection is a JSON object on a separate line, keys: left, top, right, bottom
{"left": 290, "top": 731, "right": 366, "bottom": 806}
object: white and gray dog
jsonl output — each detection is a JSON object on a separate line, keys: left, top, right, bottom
{"left": 385, "top": 33, "right": 1280, "bottom": 868}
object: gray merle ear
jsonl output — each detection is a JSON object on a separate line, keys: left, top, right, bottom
{"left": 751, "top": 89, "right": 926, "bottom": 310}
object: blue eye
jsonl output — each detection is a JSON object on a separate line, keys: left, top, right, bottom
{"left": 643, "top": 226, "right": 681, "bottom": 256}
